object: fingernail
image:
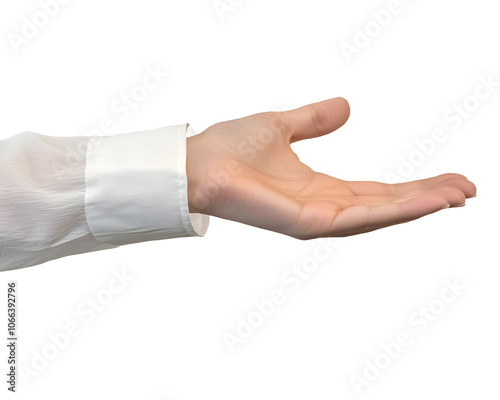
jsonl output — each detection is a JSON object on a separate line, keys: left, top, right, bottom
{"left": 442, "top": 204, "right": 451, "bottom": 209}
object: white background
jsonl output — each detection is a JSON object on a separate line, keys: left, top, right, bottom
{"left": 0, "top": 0, "right": 499, "bottom": 398}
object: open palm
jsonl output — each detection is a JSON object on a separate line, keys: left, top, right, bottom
{"left": 186, "top": 98, "right": 476, "bottom": 239}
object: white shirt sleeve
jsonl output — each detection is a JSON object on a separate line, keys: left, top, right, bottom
{"left": 0, "top": 123, "right": 209, "bottom": 272}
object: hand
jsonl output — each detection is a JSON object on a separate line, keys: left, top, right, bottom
{"left": 186, "top": 98, "right": 476, "bottom": 239}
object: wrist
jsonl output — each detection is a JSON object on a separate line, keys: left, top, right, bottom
{"left": 186, "top": 134, "right": 204, "bottom": 214}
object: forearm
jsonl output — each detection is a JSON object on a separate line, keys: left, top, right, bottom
{"left": 1, "top": 125, "right": 208, "bottom": 272}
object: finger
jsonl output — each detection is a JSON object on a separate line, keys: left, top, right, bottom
{"left": 329, "top": 186, "right": 466, "bottom": 236}
{"left": 345, "top": 173, "right": 477, "bottom": 198}
{"left": 429, "top": 175, "right": 477, "bottom": 199}
{"left": 285, "top": 97, "right": 350, "bottom": 143}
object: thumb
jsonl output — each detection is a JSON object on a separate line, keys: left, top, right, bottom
{"left": 285, "top": 97, "right": 350, "bottom": 143}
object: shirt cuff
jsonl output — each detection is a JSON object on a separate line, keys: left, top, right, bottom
{"left": 84, "top": 123, "right": 209, "bottom": 246}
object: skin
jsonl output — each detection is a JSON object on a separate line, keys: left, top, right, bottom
{"left": 186, "top": 97, "right": 476, "bottom": 239}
